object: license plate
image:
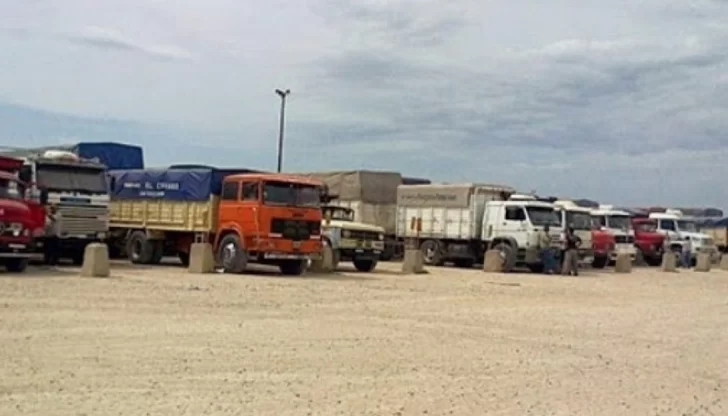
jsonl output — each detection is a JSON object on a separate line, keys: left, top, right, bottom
{"left": 293, "top": 241, "right": 301, "bottom": 248}
{"left": 355, "top": 249, "right": 364, "bottom": 253}
{"left": 8, "top": 244, "right": 26, "bottom": 249}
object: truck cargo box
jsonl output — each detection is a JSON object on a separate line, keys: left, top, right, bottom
{"left": 298, "top": 170, "right": 402, "bottom": 233}
{"left": 396, "top": 183, "right": 514, "bottom": 240}
{"left": 1, "top": 142, "right": 144, "bottom": 170}
{"left": 107, "top": 168, "right": 247, "bottom": 233}
{"left": 702, "top": 217, "right": 728, "bottom": 249}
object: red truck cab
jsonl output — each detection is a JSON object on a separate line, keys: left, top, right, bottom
{"left": 631, "top": 218, "right": 665, "bottom": 266}
{"left": 591, "top": 227, "right": 615, "bottom": 269}
{"left": 0, "top": 171, "right": 35, "bottom": 272}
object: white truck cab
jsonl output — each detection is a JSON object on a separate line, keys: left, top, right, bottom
{"left": 482, "top": 197, "right": 562, "bottom": 272}
{"left": 553, "top": 200, "right": 594, "bottom": 264}
{"left": 320, "top": 205, "right": 385, "bottom": 272}
{"left": 649, "top": 210, "right": 718, "bottom": 262}
{"left": 591, "top": 205, "right": 636, "bottom": 261}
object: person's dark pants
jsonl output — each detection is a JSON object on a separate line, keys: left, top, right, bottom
{"left": 681, "top": 251, "right": 692, "bottom": 268}
{"left": 44, "top": 236, "right": 60, "bottom": 265}
{"left": 540, "top": 248, "right": 556, "bottom": 273}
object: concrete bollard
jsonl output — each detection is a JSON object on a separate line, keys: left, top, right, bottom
{"left": 483, "top": 250, "right": 504, "bottom": 273}
{"left": 614, "top": 252, "right": 632, "bottom": 273}
{"left": 309, "top": 245, "right": 336, "bottom": 273}
{"left": 188, "top": 243, "right": 215, "bottom": 273}
{"left": 661, "top": 252, "right": 678, "bottom": 272}
{"left": 401, "top": 249, "right": 425, "bottom": 274}
{"left": 719, "top": 254, "right": 728, "bottom": 271}
{"left": 694, "top": 252, "right": 712, "bottom": 272}
{"left": 80, "top": 243, "right": 110, "bottom": 278}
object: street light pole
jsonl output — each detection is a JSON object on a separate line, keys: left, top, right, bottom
{"left": 275, "top": 88, "right": 290, "bottom": 173}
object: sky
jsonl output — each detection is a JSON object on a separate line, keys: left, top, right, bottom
{"left": 1, "top": 0, "right": 727, "bottom": 209}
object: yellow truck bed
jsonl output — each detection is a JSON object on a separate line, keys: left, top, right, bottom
{"left": 109, "top": 196, "right": 219, "bottom": 233}
{"left": 704, "top": 227, "right": 727, "bottom": 248}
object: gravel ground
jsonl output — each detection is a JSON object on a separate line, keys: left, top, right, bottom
{"left": 1, "top": 261, "right": 727, "bottom": 416}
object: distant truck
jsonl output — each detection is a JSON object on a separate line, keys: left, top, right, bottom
{"left": 297, "top": 170, "right": 428, "bottom": 261}
{"left": 701, "top": 218, "right": 728, "bottom": 253}
{"left": 395, "top": 184, "right": 565, "bottom": 272}
{"left": 107, "top": 168, "right": 325, "bottom": 275}
{"left": 553, "top": 200, "right": 594, "bottom": 264}
{"left": 647, "top": 209, "right": 719, "bottom": 265}
{"left": 629, "top": 217, "right": 666, "bottom": 266}
{"left": 590, "top": 206, "right": 638, "bottom": 264}
{"left": 320, "top": 205, "right": 385, "bottom": 272}
{"left": 3, "top": 149, "right": 111, "bottom": 264}
{"left": 591, "top": 227, "right": 615, "bottom": 269}
{"left": 0, "top": 163, "right": 36, "bottom": 272}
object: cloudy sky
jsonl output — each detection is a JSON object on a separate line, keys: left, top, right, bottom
{"left": 1, "top": 0, "right": 727, "bottom": 209}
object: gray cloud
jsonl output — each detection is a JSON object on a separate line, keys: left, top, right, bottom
{"left": 67, "top": 26, "right": 192, "bottom": 61}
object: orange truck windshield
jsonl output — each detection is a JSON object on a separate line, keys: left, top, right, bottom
{"left": 263, "top": 181, "right": 320, "bottom": 208}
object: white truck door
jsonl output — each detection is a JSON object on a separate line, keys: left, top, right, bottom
{"left": 504, "top": 205, "right": 529, "bottom": 243}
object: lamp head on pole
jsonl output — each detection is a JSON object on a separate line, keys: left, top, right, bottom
{"left": 275, "top": 89, "right": 290, "bottom": 98}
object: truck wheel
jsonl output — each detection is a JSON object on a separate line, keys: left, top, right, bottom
{"left": 492, "top": 242, "right": 516, "bottom": 272}
{"left": 645, "top": 254, "right": 662, "bottom": 267}
{"left": 150, "top": 241, "right": 164, "bottom": 265}
{"left": 592, "top": 255, "right": 608, "bottom": 269}
{"left": 5, "top": 258, "right": 29, "bottom": 273}
{"left": 127, "top": 231, "right": 154, "bottom": 264}
{"left": 453, "top": 258, "right": 475, "bottom": 268}
{"left": 353, "top": 258, "right": 377, "bottom": 272}
{"left": 178, "top": 251, "right": 190, "bottom": 267}
{"left": 279, "top": 260, "right": 306, "bottom": 276}
{"left": 528, "top": 263, "right": 544, "bottom": 273}
{"left": 218, "top": 234, "right": 247, "bottom": 274}
{"left": 420, "top": 240, "right": 444, "bottom": 266}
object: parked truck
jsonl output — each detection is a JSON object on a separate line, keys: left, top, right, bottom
{"left": 0, "top": 166, "right": 36, "bottom": 272}
{"left": 628, "top": 216, "right": 666, "bottom": 266}
{"left": 107, "top": 168, "right": 324, "bottom": 275}
{"left": 0, "top": 149, "right": 111, "bottom": 264}
{"left": 298, "top": 170, "right": 403, "bottom": 260}
{"left": 553, "top": 200, "right": 594, "bottom": 264}
{"left": 591, "top": 226, "right": 615, "bottom": 269}
{"left": 320, "top": 204, "right": 385, "bottom": 272}
{"left": 647, "top": 209, "right": 719, "bottom": 265}
{"left": 701, "top": 218, "right": 728, "bottom": 253}
{"left": 590, "top": 205, "right": 638, "bottom": 264}
{"left": 395, "top": 184, "right": 565, "bottom": 272}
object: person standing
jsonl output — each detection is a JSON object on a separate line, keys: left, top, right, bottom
{"left": 44, "top": 204, "right": 62, "bottom": 266}
{"left": 681, "top": 236, "right": 692, "bottom": 268}
{"left": 538, "top": 224, "right": 556, "bottom": 274}
{"left": 562, "top": 226, "right": 582, "bottom": 276}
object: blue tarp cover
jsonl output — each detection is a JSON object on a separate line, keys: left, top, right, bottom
{"left": 108, "top": 169, "right": 213, "bottom": 201}
{"left": 74, "top": 142, "right": 144, "bottom": 170}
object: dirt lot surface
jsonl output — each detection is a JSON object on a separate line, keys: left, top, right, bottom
{"left": 1, "top": 261, "right": 727, "bottom": 416}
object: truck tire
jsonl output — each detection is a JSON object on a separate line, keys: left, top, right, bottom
{"left": 592, "top": 255, "right": 608, "bottom": 269}
{"left": 217, "top": 234, "right": 247, "bottom": 274}
{"left": 5, "top": 258, "right": 29, "bottom": 273}
{"left": 492, "top": 242, "right": 517, "bottom": 272}
{"left": 353, "top": 258, "right": 377, "bottom": 272}
{"left": 279, "top": 260, "right": 306, "bottom": 276}
{"left": 178, "top": 251, "right": 190, "bottom": 267}
{"left": 528, "top": 263, "right": 544, "bottom": 273}
{"left": 150, "top": 241, "right": 164, "bottom": 265}
{"left": 127, "top": 231, "right": 154, "bottom": 264}
{"left": 420, "top": 240, "right": 445, "bottom": 266}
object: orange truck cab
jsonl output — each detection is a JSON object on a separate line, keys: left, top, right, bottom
{"left": 107, "top": 168, "right": 323, "bottom": 275}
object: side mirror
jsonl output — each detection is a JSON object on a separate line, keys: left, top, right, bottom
{"left": 39, "top": 189, "right": 49, "bottom": 205}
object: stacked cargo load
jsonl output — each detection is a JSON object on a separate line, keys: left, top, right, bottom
{"left": 1, "top": 142, "right": 144, "bottom": 170}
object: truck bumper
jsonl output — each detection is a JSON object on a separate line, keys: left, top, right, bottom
{"left": 340, "top": 247, "right": 381, "bottom": 260}
{"left": 262, "top": 252, "right": 311, "bottom": 260}
{"left": 0, "top": 241, "right": 33, "bottom": 258}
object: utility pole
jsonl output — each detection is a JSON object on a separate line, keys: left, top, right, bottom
{"left": 275, "top": 89, "right": 290, "bottom": 173}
